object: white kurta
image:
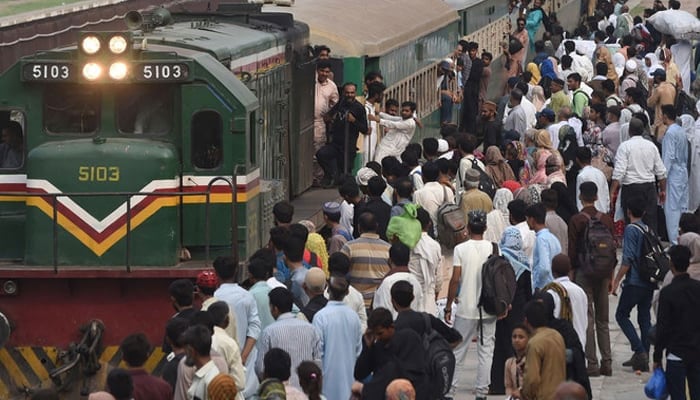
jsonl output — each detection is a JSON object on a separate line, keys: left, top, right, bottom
{"left": 670, "top": 41, "right": 691, "bottom": 94}
{"left": 362, "top": 100, "right": 378, "bottom": 165}
{"left": 409, "top": 232, "right": 443, "bottom": 315}
{"left": 690, "top": 110, "right": 700, "bottom": 213}
{"left": 373, "top": 113, "right": 416, "bottom": 163}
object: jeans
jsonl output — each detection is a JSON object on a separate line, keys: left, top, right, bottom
{"left": 576, "top": 270, "right": 612, "bottom": 368}
{"left": 666, "top": 359, "right": 700, "bottom": 400}
{"left": 452, "top": 316, "right": 496, "bottom": 397}
{"left": 440, "top": 93, "right": 454, "bottom": 125}
{"left": 615, "top": 284, "right": 653, "bottom": 354}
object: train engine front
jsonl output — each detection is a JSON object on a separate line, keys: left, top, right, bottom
{"left": 0, "top": 8, "right": 275, "bottom": 397}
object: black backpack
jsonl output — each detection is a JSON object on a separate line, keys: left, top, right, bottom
{"left": 421, "top": 313, "right": 456, "bottom": 398}
{"left": 468, "top": 158, "right": 498, "bottom": 199}
{"left": 479, "top": 243, "right": 517, "bottom": 317}
{"left": 675, "top": 90, "right": 699, "bottom": 119}
{"left": 630, "top": 223, "right": 669, "bottom": 285}
{"left": 578, "top": 212, "right": 617, "bottom": 280}
{"left": 508, "top": 35, "right": 524, "bottom": 54}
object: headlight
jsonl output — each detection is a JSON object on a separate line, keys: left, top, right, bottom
{"left": 82, "top": 63, "right": 102, "bottom": 81}
{"left": 109, "top": 62, "right": 128, "bottom": 80}
{"left": 109, "top": 35, "right": 128, "bottom": 54}
{"left": 81, "top": 36, "right": 101, "bottom": 55}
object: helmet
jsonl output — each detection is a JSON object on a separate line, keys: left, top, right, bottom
{"left": 196, "top": 270, "right": 219, "bottom": 289}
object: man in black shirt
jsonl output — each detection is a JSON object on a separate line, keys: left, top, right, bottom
{"left": 317, "top": 82, "right": 369, "bottom": 187}
{"left": 654, "top": 245, "right": 700, "bottom": 399}
{"left": 460, "top": 41, "right": 484, "bottom": 134}
{"left": 355, "top": 176, "right": 391, "bottom": 241}
{"left": 391, "top": 280, "right": 462, "bottom": 347}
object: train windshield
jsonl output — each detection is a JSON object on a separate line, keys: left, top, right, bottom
{"left": 116, "top": 85, "right": 173, "bottom": 136}
{"left": 44, "top": 85, "right": 99, "bottom": 135}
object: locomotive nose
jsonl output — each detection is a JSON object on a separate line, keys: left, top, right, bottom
{"left": 24, "top": 138, "right": 180, "bottom": 266}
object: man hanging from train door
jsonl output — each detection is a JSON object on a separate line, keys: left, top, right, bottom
{"left": 316, "top": 83, "right": 368, "bottom": 188}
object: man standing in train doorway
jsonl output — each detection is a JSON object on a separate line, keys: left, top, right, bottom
{"left": 317, "top": 82, "right": 368, "bottom": 188}
{"left": 460, "top": 42, "right": 483, "bottom": 135}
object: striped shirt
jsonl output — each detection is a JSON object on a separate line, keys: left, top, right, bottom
{"left": 341, "top": 233, "right": 391, "bottom": 307}
{"left": 254, "top": 312, "right": 322, "bottom": 389}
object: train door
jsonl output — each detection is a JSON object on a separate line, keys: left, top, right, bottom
{"left": 180, "top": 83, "right": 242, "bottom": 259}
{"left": 248, "top": 65, "right": 290, "bottom": 232}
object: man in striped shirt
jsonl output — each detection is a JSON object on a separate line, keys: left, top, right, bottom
{"left": 254, "top": 287, "right": 321, "bottom": 390}
{"left": 341, "top": 211, "right": 391, "bottom": 308}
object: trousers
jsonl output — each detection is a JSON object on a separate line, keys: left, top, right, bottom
{"left": 452, "top": 316, "right": 496, "bottom": 397}
{"left": 575, "top": 270, "right": 612, "bottom": 368}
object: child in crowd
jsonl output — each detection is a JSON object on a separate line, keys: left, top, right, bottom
{"left": 505, "top": 324, "right": 531, "bottom": 400}
{"left": 297, "top": 361, "right": 325, "bottom": 400}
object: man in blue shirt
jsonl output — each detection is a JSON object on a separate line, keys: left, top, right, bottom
{"left": 526, "top": 203, "right": 562, "bottom": 292}
{"left": 611, "top": 197, "right": 656, "bottom": 372}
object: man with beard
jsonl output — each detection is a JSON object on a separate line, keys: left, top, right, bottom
{"left": 316, "top": 83, "right": 369, "bottom": 187}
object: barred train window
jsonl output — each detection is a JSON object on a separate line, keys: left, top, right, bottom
{"left": 44, "top": 84, "right": 99, "bottom": 135}
{"left": 191, "top": 111, "right": 223, "bottom": 170}
{"left": 117, "top": 85, "right": 173, "bottom": 136}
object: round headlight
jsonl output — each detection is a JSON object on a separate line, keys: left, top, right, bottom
{"left": 81, "top": 36, "right": 101, "bottom": 55}
{"left": 109, "top": 35, "right": 128, "bottom": 54}
{"left": 82, "top": 63, "right": 102, "bottom": 81}
{"left": 109, "top": 62, "right": 128, "bottom": 80}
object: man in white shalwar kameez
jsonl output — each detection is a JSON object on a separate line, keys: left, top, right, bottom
{"left": 362, "top": 82, "right": 385, "bottom": 165}
{"left": 687, "top": 105, "right": 700, "bottom": 213}
{"left": 370, "top": 101, "right": 417, "bottom": 163}
{"left": 408, "top": 208, "right": 443, "bottom": 316}
{"left": 670, "top": 40, "right": 692, "bottom": 95}
{"left": 661, "top": 106, "right": 689, "bottom": 244}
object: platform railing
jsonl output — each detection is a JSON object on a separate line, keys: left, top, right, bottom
{"left": 462, "top": 14, "right": 510, "bottom": 57}
{"left": 0, "top": 177, "right": 238, "bottom": 272}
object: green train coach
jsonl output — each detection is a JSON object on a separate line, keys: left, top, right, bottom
{"left": 0, "top": 5, "right": 311, "bottom": 397}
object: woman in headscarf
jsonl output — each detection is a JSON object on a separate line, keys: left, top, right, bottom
{"left": 490, "top": 226, "right": 532, "bottom": 396}
{"left": 530, "top": 130, "right": 561, "bottom": 185}
{"left": 484, "top": 188, "right": 514, "bottom": 242}
{"left": 526, "top": 62, "right": 542, "bottom": 86}
{"left": 643, "top": 52, "right": 663, "bottom": 80}
{"left": 530, "top": 85, "right": 546, "bottom": 112}
{"left": 299, "top": 220, "right": 329, "bottom": 276}
{"left": 545, "top": 154, "right": 566, "bottom": 186}
{"left": 659, "top": 47, "right": 682, "bottom": 89}
{"left": 485, "top": 146, "right": 516, "bottom": 188}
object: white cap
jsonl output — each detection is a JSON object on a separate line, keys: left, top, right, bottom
{"left": 437, "top": 139, "right": 449, "bottom": 153}
{"left": 625, "top": 59, "right": 637, "bottom": 72}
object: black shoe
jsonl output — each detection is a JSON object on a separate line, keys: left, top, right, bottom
{"left": 632, "top": 352, "right": 649, "bottom": 372}
{"left": 622, "top": 356, "right": 635, "bottom": 367}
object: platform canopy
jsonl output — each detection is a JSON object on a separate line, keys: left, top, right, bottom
{"left": 263, "top": 0, "right": 458, "bottom": 57}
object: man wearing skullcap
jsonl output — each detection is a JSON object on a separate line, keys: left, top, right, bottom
{"left": 460, "top": 169, "right": 493, "bottom": 223}
{"left": 208, "top": 374, "right": 238, "bottom": 400}
{"left": 445, "top": 209, "right": 499, "bottom": 399}
{"left": 301, "top": 267, "right": 328, "bottom": 322}
{"left": 322, "top": 201, "right": 352, "bottom": 254}
{"left": 478, "top": 101, "right": 501, "bottom": 150}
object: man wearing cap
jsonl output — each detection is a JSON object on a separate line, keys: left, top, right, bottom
{"left": 647, "top": 69, "right": 676, "bottom": 138}
{"left": 445, "top": 209, "right": 500, "bottom": 399}
{"left": 549, "top": 78, "right": 571, "bottom": 115}
{"left": 197, "top": 271, "right": 239, "bottom": 345}
{"left": 322, "top": 201, "right": 352, "bottom": 254}
{"left": 460, "top": 169, "right": 493, "bottom": 222}
{"left": 438, "top": 59, "right": 457, "bottom": 126}
{"left": 619, "top": 60, "right": 639, "bottom": 99}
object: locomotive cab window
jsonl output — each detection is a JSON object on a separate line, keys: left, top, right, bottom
{"left": 0, "top": 111, "right": 26, "bottom": 170}
{"left": 44, "top": 84, "right": 99, "bottom": 135}
{"left": 117, "top": 85, "right": 173, "bottom": 136}
{"left": 191, "top": 111, "right": 223, "bottom": 169}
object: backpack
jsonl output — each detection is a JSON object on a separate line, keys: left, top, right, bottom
{"left": 577, "top": 212, "right": 617, "bottom": 279}
{"left": 479, "top": 243, "right": 517, "bottom": 318}
{"left": 258, "top": 378, "right": 286, "bottom": 400}
{"left": 675, "top": 90, "right": 699, "bottom": 119}
{"left": 421, "top": 313, "right": 456, "bottom": 398}
{"left": 629, "top": 223, "right": 670, "bottom": 285}
{"left": 508, "top": 35, "right": 524, "bottom": 55}
{"left": 542, "top": 281, "right": 573, "bottom": 321}
{"left": 436, "top": 185, "right": 468, "bottom": 248}
{"left": 468, "top": 158, "right": 498, "bottom": 199}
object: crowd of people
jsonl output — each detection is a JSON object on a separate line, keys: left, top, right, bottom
{"left": 29, "top": 0, "right": 700, "bottom": 400}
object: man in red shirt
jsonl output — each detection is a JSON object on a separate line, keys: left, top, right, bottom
{"left": 120, "top": 333, "right": 173, "bottom": 400}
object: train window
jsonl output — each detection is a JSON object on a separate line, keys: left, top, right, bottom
{"left": 0, "top": 111, "right": 25, "bottom": 170}
{"left": 44, "top": 85, "right": 99, "bottom": 135}
{"left": 116, "top": 85, "right": 173, "bottom": 136}
{"left": 191, "top": 111, "right": 223, "bottom": 170}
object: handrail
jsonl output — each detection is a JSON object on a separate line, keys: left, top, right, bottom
{"left": 0, "top": 179, "right": 239, "bottom": 272}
